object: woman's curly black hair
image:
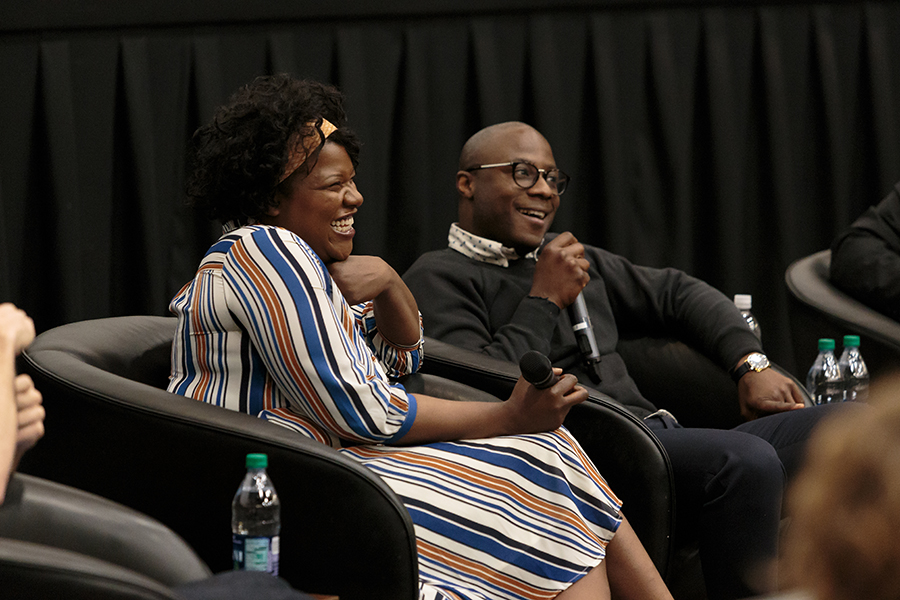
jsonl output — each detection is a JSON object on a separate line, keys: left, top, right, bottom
{"left": 185, "top": 74, "right": 361, "bottom": 223}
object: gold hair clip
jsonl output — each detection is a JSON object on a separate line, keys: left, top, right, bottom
{"left": 279, "top": 118, "right": 338, "bottom": 184}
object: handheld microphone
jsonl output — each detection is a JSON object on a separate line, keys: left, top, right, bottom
{"left": 567, "top": 292, "right": 602, "bottom": 384}
{"left": 519, "top": 350, "right": 559, "bottom": 389}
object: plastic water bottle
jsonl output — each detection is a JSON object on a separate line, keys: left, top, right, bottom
{"left": 232, "top": 453, "right": 280, "bottom": 575}
{"left": 733, "top": 294, "right": 761, "bottom": 341}
{"left": 838, "top": 335, "right": 869, "bottom": 402}
{"left": 805, "top": 338, "right": 845, "bottom": 405}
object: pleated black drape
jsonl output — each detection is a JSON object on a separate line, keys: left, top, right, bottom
{"left": 1, "top": 1, "right": 898, "bottom": 376}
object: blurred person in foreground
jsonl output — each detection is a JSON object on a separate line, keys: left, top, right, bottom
{"left": 782, "top": 374, "right": 900, "bottom": 600}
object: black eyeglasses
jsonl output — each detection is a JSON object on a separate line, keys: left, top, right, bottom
{"left": 465, "top": 161, "right": 569, "bottom": 196}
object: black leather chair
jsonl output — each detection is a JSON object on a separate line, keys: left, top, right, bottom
{"left": 786, "top": 250, "right": 900, "bottom": 380}
{"left": 18, "top": 316, "right": 418, "bottom": 600}
{"left": 0, "top": 539, "right": 186, "bottom": 600}
{"left": 0, "top": 472, "right": 210, "bottom": 600}
{"left": 18, "top": 315, "right": 676, "bottom": 598}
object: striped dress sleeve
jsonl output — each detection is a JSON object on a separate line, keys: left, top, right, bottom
{"left": 220, "top": 226, "right": 418, "bottom": 445}
{"left": 351, "top": 301, "right": 424, "bottom": 378}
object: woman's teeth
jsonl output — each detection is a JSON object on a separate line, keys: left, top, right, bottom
{"left": 331, "top": 216, "right": 354, "bottom": 232}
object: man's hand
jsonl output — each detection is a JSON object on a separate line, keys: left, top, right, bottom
{"left": 531, "top": 232, "right": 590, "bottom": 309}
{"left": 737, "top": 367, "right": 805, "bottom": 420}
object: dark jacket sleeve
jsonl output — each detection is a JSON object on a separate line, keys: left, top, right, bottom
{"left": 591, "top": 246, "right": 763, "bottom": 371}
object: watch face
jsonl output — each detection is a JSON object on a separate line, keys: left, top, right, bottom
{"left": 748, "top": 353, "right": 770, "bottom": 371}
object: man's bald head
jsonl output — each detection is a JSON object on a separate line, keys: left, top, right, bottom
{"left": 458, "top": 122, "right": 546, "bottom": 170}
{"left": 455, "top": 121, "right": 560, "bottom": 253}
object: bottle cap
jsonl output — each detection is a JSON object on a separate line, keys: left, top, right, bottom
{"left": 843, "top": 335, "right": 860, "bottom": 347}
{"left": 246, "top": 453, "right": 268, "bottom": 469}
{"left": 733, "top": 294, "right": 752, "bottom": 310}
{"left": 818, "top": 338, "right": 835, "bottom": 351}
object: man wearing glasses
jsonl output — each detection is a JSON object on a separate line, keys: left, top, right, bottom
{"left": 403, "top": 121, "right": 838, "bottom": 600}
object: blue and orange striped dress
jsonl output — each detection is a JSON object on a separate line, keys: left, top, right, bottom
{"left": 168, "top": 223, "right": 622, "bottom": 600}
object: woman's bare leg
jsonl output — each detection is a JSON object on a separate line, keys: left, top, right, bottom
{"left": 606, "top": 513, "right": 673, "bottom": 600}
{"left": 556, "top": 560, "right": 611, "bottom": 600}
{"left": 554, "top": 512, "right": 672, "bottom": 600}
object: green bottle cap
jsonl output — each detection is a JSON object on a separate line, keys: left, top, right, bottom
{"left": 843, "top": 335, "right": 860, "bottom": 347}
{"left": 246, "top": 453, "right": 268, "bottom": 469}
{"left": 818, "top": 338, "right": 835, "bottom": 351}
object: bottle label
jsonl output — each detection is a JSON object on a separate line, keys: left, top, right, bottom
{"left": 233, "top": 534, "right": 280, "bottom": 576}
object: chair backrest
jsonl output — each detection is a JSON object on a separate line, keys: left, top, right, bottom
{"left": 19, "top": 316, "right": 418, "bottom": 600}
{"left": 617, "top": 336, "right": 745, "bottom": 429}
{"left": 786, "top": 250, "right": 900, "bottom": 379}
{"left": 417, "top": 336, "right": 675, "bottom": 580}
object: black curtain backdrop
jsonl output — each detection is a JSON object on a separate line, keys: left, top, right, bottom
{"left": 1, "top": 1, "right": 899, "bottom": 377}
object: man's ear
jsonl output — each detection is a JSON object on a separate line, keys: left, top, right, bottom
{"left": 456, "top": 170, "right": 474, "bottom": 199}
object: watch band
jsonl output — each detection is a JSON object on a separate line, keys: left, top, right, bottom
{"left": 731, "top": 353, "right": 770, "bottom": 383}
{"left": 730, "top": 362, "right": 753, "bottom": 383}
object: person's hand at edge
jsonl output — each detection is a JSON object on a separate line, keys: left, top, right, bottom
{"left": 13, "top": 373, "right": 44, "bottom": 470}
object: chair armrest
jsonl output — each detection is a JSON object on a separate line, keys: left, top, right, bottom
{"left": 787, "top": 251, "right": 900, "bottom": 342}
{"left": 786, "top": 250, "right": 900, "bottom": 378}
{"left": 0, "top": 473, "right": 210, "bottom": 587}
{"left": 396, "top": 372, "right": 502, "bottom": 403}
{"left": 0, "top": 538, "right": 184, "bottom": 600}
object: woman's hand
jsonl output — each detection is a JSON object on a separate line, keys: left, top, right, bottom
{"left": 0, "top": 306, "right": 40, "bottom": 504}
{"left": 501, "top": 369, "right": 588, "bottom": 434}
{"left": 327, "top": 255, "right": 395, "bottom": 305}
{"left": 328, "top": 256, "right": 421, "bottom": 347}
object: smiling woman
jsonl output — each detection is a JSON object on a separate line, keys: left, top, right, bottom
{"left": 259, "top": 141, "right": 363, "bottom": 265}
{"left": 168, "top": 74, "right": 672, "bottom": 600}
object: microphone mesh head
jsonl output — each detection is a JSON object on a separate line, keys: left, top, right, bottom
{"left": 519, "top": 350, "right": 553, "bottom": 387}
